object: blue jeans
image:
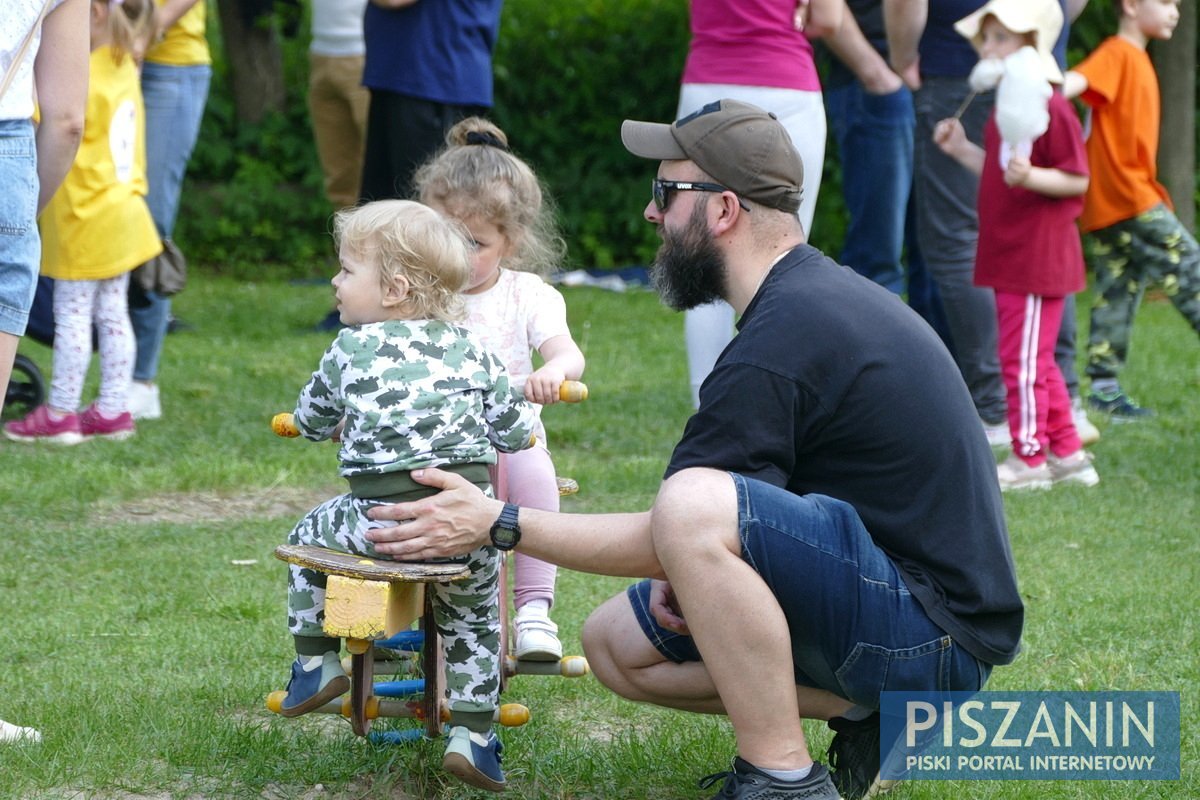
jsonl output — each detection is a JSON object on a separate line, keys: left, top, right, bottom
{"left": 0, "top": 118, "right": 39, "bottom": 337}
{"left": 628, "top": 474, "right": 990, "bottom": 710}
{"left": 826, "top": 82, "right": 914, "bottom": 295}
{"left": 827, "top": 81, "right": 953, "bottom": 348}
{"left": 131, "top": 62, "right": 211, "bottom": 381}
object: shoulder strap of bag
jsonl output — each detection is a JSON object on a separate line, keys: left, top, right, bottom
{"left": 0, "top": 0, "right": 59, "bottom": 103}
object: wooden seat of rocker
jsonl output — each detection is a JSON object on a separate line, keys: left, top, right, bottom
{"left": 274, "top": 544, "right": 470, "bottom": 583}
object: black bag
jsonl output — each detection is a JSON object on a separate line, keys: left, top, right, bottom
{"left": 132, "top": 238, "right": 188, "bottom": 297}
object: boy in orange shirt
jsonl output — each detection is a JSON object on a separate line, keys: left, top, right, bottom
{"left": 1063, "top": 0, "right": 1198, "bottom": 420}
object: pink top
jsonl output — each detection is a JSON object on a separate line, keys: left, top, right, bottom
{"left": 681, "top": 0, "right": 820, "bottom": 91}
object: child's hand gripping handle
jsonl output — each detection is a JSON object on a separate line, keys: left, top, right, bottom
{"left": 558, "top": 380, "right": 588, "bottom": 403}
{"left": 271, "top": 412, "right": 300, "bottom": 438}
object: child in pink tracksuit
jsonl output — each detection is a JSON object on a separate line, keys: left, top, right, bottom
{"left": 415, "top": 116, "right": 586, "bottom": 660}
{"left": 934, "top": 0, "right": 1098, "bottom": 491}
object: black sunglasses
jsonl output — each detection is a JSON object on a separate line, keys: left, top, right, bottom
{"left": 651, "top": 179, "right": 751, "bottom": 213}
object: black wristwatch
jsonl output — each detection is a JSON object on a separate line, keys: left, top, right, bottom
{"left": 489, "top": 502, "right": 522, "bottom": 551}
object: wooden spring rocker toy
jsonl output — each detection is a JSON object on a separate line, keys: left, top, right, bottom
{"left": 266, "top": 381, "right": 591, "bottom": 742}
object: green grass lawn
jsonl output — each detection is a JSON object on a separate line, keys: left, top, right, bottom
{"left": 0, "top": 276, "right": 1195, "bottom": 799}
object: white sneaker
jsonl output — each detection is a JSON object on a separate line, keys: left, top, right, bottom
{"left": 0, "top": 720, "right": 41, "bottom": 744}
{"left": 128, "top": 382, "right": 161, "bottom": 420}
{"left": 1048, "top": 450, "right": 1099, "bottom": 487}
{"left": 1071, "top": 398, "right": 1100, "bottom": 446}
{"left": 513, "top": 606, "right": 562, "bottom": 661}
{"left": 996, "top": 454, "right": 1053, "bottom": 492}
{"left": 982, "top": 419, "right": 1010, "bottom": 449}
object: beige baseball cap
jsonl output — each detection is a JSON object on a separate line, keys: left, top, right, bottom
{"left": 620, "top": 99, "right": 804, "bottom": 213}
{"left": 954, "top": 0, "right": 1064, "bottom": 83}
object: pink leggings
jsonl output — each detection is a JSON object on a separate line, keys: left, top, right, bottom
{"left": 490, "top": 446, "right": 559, "bottom": 610}
{"left": 49, "top": 274, "right": 134, "bottom": 416}
{"left": 995, "top": 291, "right": 1081, "bottom": 465}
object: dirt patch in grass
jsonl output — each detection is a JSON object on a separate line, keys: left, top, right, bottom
{"left": 92, "top": 485, "right": 342, "bottom": 527}
{"left": 42, "top": 780, "right": 415, "bottom": 800}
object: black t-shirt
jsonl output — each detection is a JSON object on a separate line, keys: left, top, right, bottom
{"left": 666, "top": 246, "right": 1023, "bottom": 665}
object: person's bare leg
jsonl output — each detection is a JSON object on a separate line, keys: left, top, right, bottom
{"left": 584, "top": 593, "right": 856, "bottom": 722}
{"left": 651, "top": 468, "right": 811, "bottom": 770}
{"left": 0, "top": 333, "right": 18, "bottom": 417}
{"left": 583, "top": 591, "right": 727, "bottom": 714}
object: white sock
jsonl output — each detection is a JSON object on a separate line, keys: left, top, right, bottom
{"left": 841, "top": 704, "right": 874, "bottom": 722}
{"left": 517, "top": 599, "right": 551, "bottom": 618}
{"left": 759, "top": 763, "right": 813, "bottom": 782}
{"left": 299, "top": 653, "right": 325, "bottom": 671}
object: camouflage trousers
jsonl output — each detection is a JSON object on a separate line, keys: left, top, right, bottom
{"left": 287, "top": 489, "right": 501, "bottom": 714}
{"left": 1085, "top": 204, "right": 1200, "bottom": 381}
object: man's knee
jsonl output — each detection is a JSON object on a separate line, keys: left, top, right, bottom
{"left": 582, "top": 591, "right": 659, "bottom": 701}
{"left": 651, "top": 468, "right": 737, "bottom": 557}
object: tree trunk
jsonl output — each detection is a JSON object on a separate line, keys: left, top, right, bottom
{"left": 1150, "top": 0, "right": 1196, "bottom": 233}
{"left": 215, "top": 0, "right": 286, "bottom": 125}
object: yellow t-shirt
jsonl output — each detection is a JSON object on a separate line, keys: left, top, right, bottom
{"left": 145, "top": 0, "right": 211, "bottom": 66}
{"left": 39, "top": 46, "right": 162, "bottom": 281}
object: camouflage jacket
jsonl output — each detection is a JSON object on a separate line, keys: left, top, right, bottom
{"left": 293, "top": 319, "right": 537, "bottom": 477}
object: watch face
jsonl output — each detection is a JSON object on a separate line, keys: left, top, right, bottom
{"left": 491, "top": 503, "right": 521, "bottom": 550}
{"left": 492, "top": 525, "right": 519, "bottom": 548}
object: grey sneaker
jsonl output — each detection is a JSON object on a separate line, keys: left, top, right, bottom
{"left": 827, "top": 714, "right": 898, "bottom": 799}
{"left": 699, "top": 758, "right": 843, "bottom": 799}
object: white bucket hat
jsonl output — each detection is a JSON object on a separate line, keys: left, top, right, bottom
{"left": 954, "top": 0, "right": 1064, "bottom": 83}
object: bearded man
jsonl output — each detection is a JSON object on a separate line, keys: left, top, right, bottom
{"left": 364, "top": 99, "right": 1023, "bottom": 800}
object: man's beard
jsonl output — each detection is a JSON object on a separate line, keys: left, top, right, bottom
{"left": 650, "top": 204, "right": 729, "bottom": 311}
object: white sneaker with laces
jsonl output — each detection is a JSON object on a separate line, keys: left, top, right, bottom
{"left": 513, "top": 606, "right": 562, "bottom": 661}
{"left": 996, "top": 454, "right": 1053, "bottom": 492}
{"left": 128, "top": 382, "right": 161, "bottom": 420}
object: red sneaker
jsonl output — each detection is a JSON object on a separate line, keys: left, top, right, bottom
{"left": 3, "top": 405, "right": 84, "bottom": 445}
{"left": 79, "top": 404, "right": 135, "bottom": 440}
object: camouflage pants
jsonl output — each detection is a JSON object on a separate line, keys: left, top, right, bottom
{"left": 286, "top": 490, "right": 501, "bottom": 714}
{"left": 1085, "top": 204, "right": 1200, "bottom": 381}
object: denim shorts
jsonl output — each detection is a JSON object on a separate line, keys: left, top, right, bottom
{"left": 628, "top": 473, "right": 991, "bottom": 709}
{"left": 0, "top": 118, "right": 40, "bottom": 337}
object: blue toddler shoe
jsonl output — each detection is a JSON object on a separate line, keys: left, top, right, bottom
{"left": 279, "top": 651, "right": 349, "bottom": 717}
{"left": 442, "top": 724, "right": 506, "bottom": 792}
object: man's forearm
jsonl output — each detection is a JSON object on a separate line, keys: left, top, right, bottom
{"left": 515, "top": 508, "right": 662, "bottom": 580}
{"left": 824, "top": 11, "right": 902, "bottom": 93}
{"left": 883, "top": 0, "right": 926, "bottom": 73}
{"left": 365, "top": 468, "right": 662, "bottom": 578}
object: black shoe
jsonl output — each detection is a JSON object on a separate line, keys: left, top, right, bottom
{"left": 699, "top": 758, "right": 842, "bottom": 799}
{"left": 1086, "top": 390, "right": 1154, "bottom": 421}
{"left": 827, "top": 713, "right": 887, "bottom": 799}
{"left": 166, "top": 315, "right": 194, "bottom": 334}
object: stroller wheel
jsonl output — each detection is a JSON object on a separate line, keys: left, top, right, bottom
{"left": 5, "top": 353, "right": 46, "bottom": 417}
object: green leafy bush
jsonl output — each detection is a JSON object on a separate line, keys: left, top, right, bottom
{"left": 491, "top": 0, "right": 688, "bottom": 269}
{"left": 177, "top": 14, "right": 333, "bottom": 276}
